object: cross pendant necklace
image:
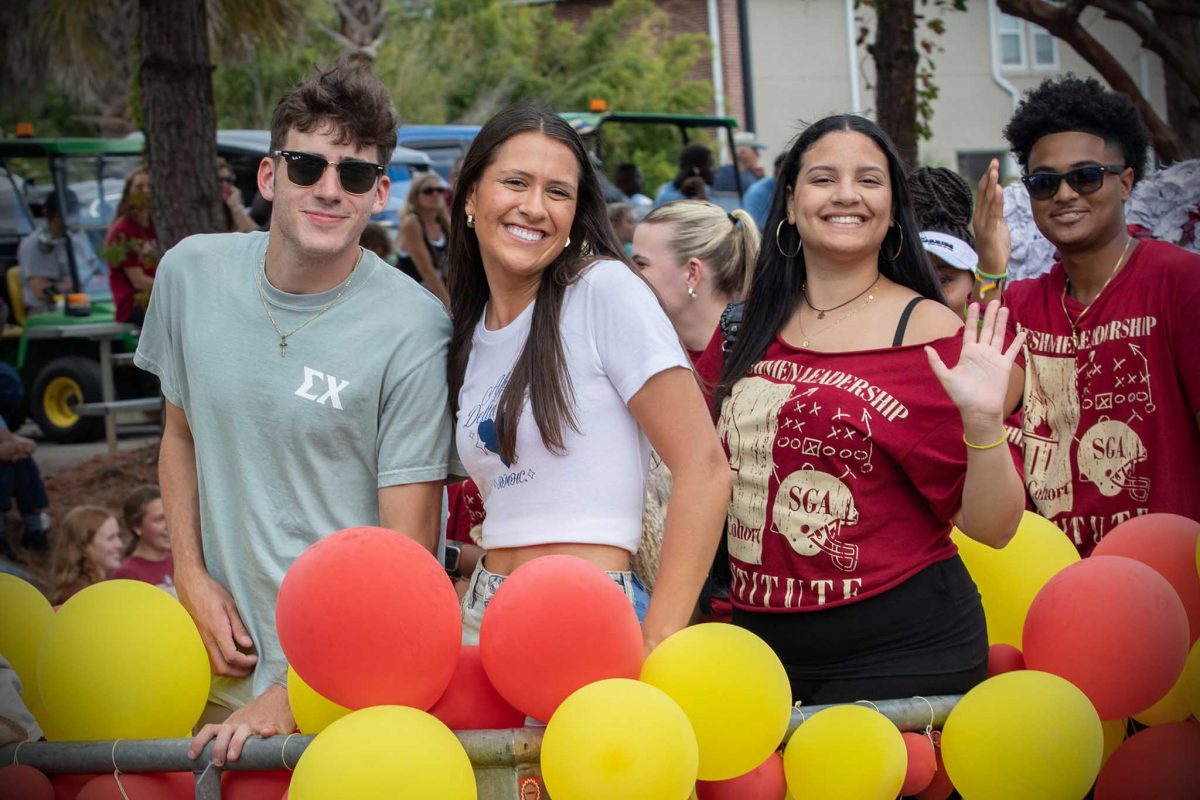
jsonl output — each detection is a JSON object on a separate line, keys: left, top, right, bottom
{"left": 257, "top": 246, "right": 362, "bottom": 357}
{"left": 280, "top": 336, "right": 288, "bottom": 357}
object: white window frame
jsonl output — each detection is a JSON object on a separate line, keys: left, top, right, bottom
{"left": 1030, "top": 24, "right": 1059, "bottom": 70}
{"left": 996, "top": 11, "right": 1028, "bottom": 72}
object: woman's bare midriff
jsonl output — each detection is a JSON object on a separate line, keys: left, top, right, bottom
{"left": 483, "top": 541, "right": 631, "bottom": 576}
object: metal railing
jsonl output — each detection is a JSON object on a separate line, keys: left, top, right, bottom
{"left": 0, "top": 695, "right": 961, "bottom": 800}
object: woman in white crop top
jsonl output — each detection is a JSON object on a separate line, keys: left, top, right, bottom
{"left": 445, "top": 103, "right": 732, "bottom": 655}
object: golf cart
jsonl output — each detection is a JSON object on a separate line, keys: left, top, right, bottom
{"left": 0, "top": 137, "right": 157, "bottom": 445}
{"left": 559, "top": 110, "right": 747, "bottom": 209}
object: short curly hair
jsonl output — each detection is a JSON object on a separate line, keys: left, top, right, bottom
{"left": 1004, "top": 74, "right": 1150, "bottom": 183}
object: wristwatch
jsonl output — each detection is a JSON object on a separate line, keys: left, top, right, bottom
{"left": 443, "top": 541, "right": 463, "bottom": 577}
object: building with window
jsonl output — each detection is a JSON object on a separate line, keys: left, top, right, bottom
{"left": 549, "top": 0, "right": 1168, "bottom": 183}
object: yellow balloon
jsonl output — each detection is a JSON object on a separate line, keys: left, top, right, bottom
{"left": 290, "top": 706, "right": 474, "bottom": 799}
{"left": 640, "top": 623, "right": 791, "bottom": 781}
{"left": 37, "top": 580, "right": 209, "bottom": 740}
{"left": 1133, "top": 670, "right": 1192, "bottom": 726}
{"left": 942, "top": 670, "right": 1102, "bottom": 800}
{"left": 1100, "top": 718, "right": 1126, "bottom": 767}
{"left": 542, "top": 678, "right": 698, "bottom": 800}
{"left": 783, "top": 705, "right": 905, "bottom": 800}
{"left": 1180, "top": 640, "right": 1200, "bottom": 721}
{"left": 288, "top": 666, "right": 351, "bottom": 734}
{"left": 0, "top": 574, "right": 53, "bottom": 700}
{"left": 952, "top": 511, "right": 1080, "bottom": 647}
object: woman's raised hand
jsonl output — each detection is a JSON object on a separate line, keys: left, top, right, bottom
{"left": 925, "top": 300, "right": 1025, "bottom": 424}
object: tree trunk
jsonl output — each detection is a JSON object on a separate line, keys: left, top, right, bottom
{"left": 872, "top": 0, "right": 920, "bottom": 167}
{"left": 1156, "top": 8, "right": 1200, "bottom": 160}
{"left": 138, "top": 0, "right": 223, "bottom": 250}
{"left": 85, "top": 0, "right": 138, "bottom": 137}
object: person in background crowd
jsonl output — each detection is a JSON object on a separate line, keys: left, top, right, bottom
{"left": 607, "top": 202, "right": 636, "bottom": 258}
{"left": 707, "top": 113, "right": 1025, "bottom": 703}
{"left": 103, "top": 170, "right": 159, "bottom": 324}
{"left": 18, "top": 190, "right": 104, "bottom": 314}
{"left": 975, "top": 74, "right": 1200, "bottom": 554}
{"left": 113, "top": 484, "right": 173, "bottom": 591}
{"left": 218, "top": 159, "right": 259, "bottom": 233}
{"left": 359, "top": 221, "right": 397, "bottom": 265}
{"left": 714, "top": 131, "right": 767, "bottom": 193}
{"left": 396, "top": 172, "right": 451, "bottom": 304}
{"left": 633, "top": 201, "right": 759, "bottom": 360}
{"left": 50, "top": 506, "right": 122, "bottom": 604}
{"left": 909, "top": 166, "right": 979, "bottom": 316}
{"left": 0, "top": 364, "right": 49, "bottom": 559}
{"left": 655, "top": 144, "right": 715, "bottom": 206}
{"left": 744, "top": 153, "right": 786, "bottom": 233}
{"left": 135, "top": 58, "right": 454, "bottom": 765}
{"left": 614, "top": 162, "right": 653, "bottom": 220}
{"left": 446, "top": 103, "right": 731, "bottom": 653}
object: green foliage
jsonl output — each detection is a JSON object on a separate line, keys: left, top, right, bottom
{"left": 212, "top": 0, "right": 711, "bottom": 193}
{"left": 0, "top": 85, "right": 96, "bottom": 139}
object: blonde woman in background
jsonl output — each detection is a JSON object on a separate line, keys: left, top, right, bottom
{"left": 630, "top": 201, "right": 759, "bottom": 603}
{"left": 396, "top": 172, "right": 451, "bottom": 304}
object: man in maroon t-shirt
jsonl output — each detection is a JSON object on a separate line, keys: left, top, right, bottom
{"left": 974, "top": 75, "right": 1200, "bottom": 554}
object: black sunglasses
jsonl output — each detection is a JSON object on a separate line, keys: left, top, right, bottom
{"left": 218, "top": 174, "right": 236, "bottom": 184}
{"left": 271, "top": 150, "right": 385, "bottom": 195}
{"left": 1021, "top": 164, "right": 1125, "bottom": 201}
{"left": 419, "top": 185, "right": 443, "bottom": 196}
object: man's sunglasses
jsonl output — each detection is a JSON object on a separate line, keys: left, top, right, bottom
{"left": 271, "top": 150, "right": 385, "bottom": 195}
{"left": 1021, "top": 164, "right": 1125, "bottom": 201}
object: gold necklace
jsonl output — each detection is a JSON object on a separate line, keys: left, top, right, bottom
{"left": 1060, "top": 236, "right": 1134, "bottom": 349}
{"left": 803, "top": 272, "right": 882, "bottom": 319}
{"left": 797, "top": 291, "right": 878, "bottom": 348}
{"left": 257, "top": 247, "right": 362, "bottom": 357}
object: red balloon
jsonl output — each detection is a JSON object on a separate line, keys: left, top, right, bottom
{"left": 1093, "top": 513, "right": 1200, "bottom": 643}
{"left": 1023, "top": 556, "right": 1189, "bottom": 719}
{"left": 900, "top": 732, "right": 937, "bottom": 796}
{"left": 77, "top": 773, "right": 189, "bottom": 800}
{"left": 428, "top": 645, "right": 526, "bottom": 730}
{"left": 0, "top": 765, "right": 54, "bottom": 800}
{"left": 276, "top": 527, "right": 461, "bottom": 710}
{"left": 915, "top": 743, "right": 953, "bottom": 800}
{"left": 222, "top": 770, "right": 291, "bottom": 799}
{"left": 479, "top": 555, "right": 643, "bottom": 722}
{"left": 986, "top": 643, "right": 1026, "bottom": 677}
{"left": 51, "top": 774, "right": 102, "bottom": 800}
{"left": 695, "top": 751, "right": 786, "bottom": 799}
{"left": 1095, "top": 720, "right": 1200, "bottom": 799}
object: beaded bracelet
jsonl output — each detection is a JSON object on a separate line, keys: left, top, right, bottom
{"left": 963, "top": 431, "right": 1008, "bottom": 450}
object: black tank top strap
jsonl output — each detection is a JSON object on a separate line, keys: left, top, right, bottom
{"left": 892, "top": 296, "right": 925, "bottom": 347}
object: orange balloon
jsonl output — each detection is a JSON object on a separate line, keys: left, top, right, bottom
{"left": 695, "top": 752, "right": 786, "bottom": 800}
{"left": 0, "top": 765, "right": 54, "bottom": 800}
{"left": 428, "top": 645, "right": 525, "bottom": 730}
{"left": 1095, "top": 721, "right": 1200, "bottom": 800}
{"left": 986, "top": 643, "right": 1025, "bottom": 678}
{"left": 1093, "top": 513, "right": 1200, "bottom": 643}
{"left": 901, "top": 732, "right": 938, "bottom": 796}
{"left": 915, "top": 743, "right": 954, "bottom": 800}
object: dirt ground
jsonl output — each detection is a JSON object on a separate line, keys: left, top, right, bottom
{"left": 2, "top": 440, "right": 160, "bottom": 593}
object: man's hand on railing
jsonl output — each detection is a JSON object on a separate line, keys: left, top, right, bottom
{"left": 188, "top": 683, "right": 296, "bottom": 766}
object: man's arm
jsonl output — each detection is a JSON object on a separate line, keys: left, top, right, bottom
{"left": 161, "top": 400, "right": 257, "bottom": 677}
{"left": 379, "top": 481, "right": 442, "bottom": 554}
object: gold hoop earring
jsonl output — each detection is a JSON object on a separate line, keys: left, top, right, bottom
{"left": 776, "top": 219, "right": 802, "bottom": 259}
{"left": 883, "top": 223, "right": 904, "bottom": 261}
{"left": 466, "top": 213, "right": 475, "bottom": 228}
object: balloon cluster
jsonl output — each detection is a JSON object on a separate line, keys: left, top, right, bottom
{"left": 945, "top": 511, "right": 1200, "bottom": 799}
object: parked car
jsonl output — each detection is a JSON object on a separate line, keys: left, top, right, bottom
{"left": 395, "top": 125, "right": 481, "bottom": 181}
{"left": 214, "top": 129, "right": 434, "bottom": 229}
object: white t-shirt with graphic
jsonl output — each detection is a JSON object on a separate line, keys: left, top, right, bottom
{"left": 457, "top": 259, "right": 689, "bottom": 553}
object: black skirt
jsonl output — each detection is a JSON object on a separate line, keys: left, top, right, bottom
{"left": 733, "top": 555, "right": 989, "bottom": 705}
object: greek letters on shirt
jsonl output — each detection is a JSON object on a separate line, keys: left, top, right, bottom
{"left": 718, "top": 361, "right": 912, "bottom": 608}
{"left": 293, "top": 366, "right": 350, "bottom": 410}
{"left": 1019, "top": 314, "right": 1157, "bottom": 536}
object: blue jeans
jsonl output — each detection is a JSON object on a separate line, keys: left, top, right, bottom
{"left": 461, "top": 557, "right": 650, "bottom": 646}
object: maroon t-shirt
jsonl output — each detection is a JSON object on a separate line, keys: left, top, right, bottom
{"left": 104, "top": 217, "right": 157, "bottom": 323}
{"left": 710, "top": 333, "right": 969, "bottom": 612}
{"left": 1004, "top": 238, "right": 1200, "bottom": 555}
{"left": 112, "top": 554, "right": 174, "bottom": 588}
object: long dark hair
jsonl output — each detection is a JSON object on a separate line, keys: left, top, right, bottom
{"left": 713, "top": 114, "right": 943, "bottom": 412}
{"left": 447, "top": 102, "right": 624, "bottom": 464}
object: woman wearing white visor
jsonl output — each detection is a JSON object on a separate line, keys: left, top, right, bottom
{"left": 908, "top": 167, "right": 985, "bottom": 316}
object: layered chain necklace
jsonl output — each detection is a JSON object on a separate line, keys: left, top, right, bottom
{"left": 797, "top": 291, "right": 878, "bottom": 348}
{"left": 1059, "top": 236, "right": 1134, "bottom": 350}
{"left": 257, "top": 247, "right": 362, "bottom": 357}
{"left": 803, "top": 272, "right": 882, "bottom": 319}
